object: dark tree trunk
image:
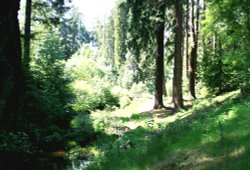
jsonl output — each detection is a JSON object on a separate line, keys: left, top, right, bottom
{"left": 189, "top": 0, "right": 199, "bottom": 99}
{"left": 173, "top": 0, "right": 184, "bottom": 109}
{"left": 217, "top": 37, "right": 223, "bottom": 95}
{"left": 154, "top": 0, "right": 165, "bottom": 109}
{"left": 185, "top": 0, "right": 189, "bottom": 78}
{"left": 0, "top": 0, "right": 23, "bottom": 130}
{"left": 189, "top": 43, "right": 197, "bottom": 99}
{"left": 24, "top": 0, "right": 32, "bottom": 69}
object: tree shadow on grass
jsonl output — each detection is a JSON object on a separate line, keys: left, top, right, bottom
{"left": 154, "top": 94, "right": 250, "bottom": 169}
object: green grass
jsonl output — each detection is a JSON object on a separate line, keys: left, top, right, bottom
{"left": 85, "top": 90, "right": 250, "bottom": 170}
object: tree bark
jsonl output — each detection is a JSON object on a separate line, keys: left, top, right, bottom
{"left": 185, "top": 0, "right": 189, "bottom": 78}
{"left": 0, "top": 0, "right": 23, "bottom": 130}
{"left": 189, "top": 0, "right": 199, "bottom": 99}
{"left": 24, "top": 0, "right": 32, "bottom": 69}
{"left": 217, "top": 37, "right": 223, "bottom": 95}
{"left": 173, "top": 0, "right": 184, "bottom": 109}
{"left": 154, "top": 0, "right": 165, "bottom": 109}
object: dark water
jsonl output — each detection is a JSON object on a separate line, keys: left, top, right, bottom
{"left": 0, "top": 151, "right": 67, "bottom": 170}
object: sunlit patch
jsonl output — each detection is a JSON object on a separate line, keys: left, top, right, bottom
{"left": 195, "top": 155, "right": 216, "bottom": 164}
{"left": 225, "top": 109, "right": 238, "bottom": 120}
{"left": 215, "top": 90, "right": 239, "bottom": 103}
{"left": 201, "top": 134, "right": 218, "bottom": 145}
{"left": 228, "top": 146, "right": 245, "bottom": 158}
{"left": 126, "top": 122, "right": 142, "bottom": 130}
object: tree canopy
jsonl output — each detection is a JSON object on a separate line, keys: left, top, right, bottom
{"left": 0, "top": 0, "right": 249, "bottom": 169}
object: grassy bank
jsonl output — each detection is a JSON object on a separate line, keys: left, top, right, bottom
{"left": 80, "top": 90, "right": 250, "bottom": 170}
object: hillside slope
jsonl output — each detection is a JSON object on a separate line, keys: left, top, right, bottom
{"left": 86, "top": 91, "right": 250, "bottom": 170}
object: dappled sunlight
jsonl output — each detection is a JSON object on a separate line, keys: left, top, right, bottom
{"left": 90, "top": 95, "right": 194, "bottom": 138}
{"left": 146, "top": 91, "right": 250, "bottom": 170}
{"left": 74, "top": 88, "right": 249, "bottom": 170}
{"left": 1, "top": 0, "right": 249, "bottom": 169}
{"left": 125, "top": 121, "right": 143, "bottom": 130}
{"left": 228, "top": 146, "right": 246, "bottom": 158}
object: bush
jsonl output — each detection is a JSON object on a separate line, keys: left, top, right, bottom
{"left": 71, "top": 80, "right": 119, "bottom": 112}
{"left": 68, "top": 113, "right": 95, "bottom": 146}
{"left": 66, "top": 46, "right": 120, "bottom": 113}
{"left": 0, "top": 132, "right": 36, "bottom": 155}
{"left": 23, "top": 27, "right": 73, "bottom": 151}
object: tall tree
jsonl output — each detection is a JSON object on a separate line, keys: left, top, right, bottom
{"left": 189, "top": 0, "right": 200, "bottom": 99}
{"left": 114, "top": 0, "right": 128, "bottom": 69}
{"left": 106, "top": 14, "right": 115, "bottom": 67}
{"left": 154, "top": 0, "right": 166, "bottom": 109}
{"left": 173, "top": 0, "right": 184, "bottom": 109}
{"left": 0, "top": 0, "right": 23, "bottom": 130}
{"left": 126, "top": 0, "right": 167, "bottom": 109}
{"left": 60, "top": 8, "right": 91, "bottom": 59}
{"left": 23, "top": 0, "right": 32, "bottom": 69}
{"left": 185, "top": 0, "right": 189, "bottom": 77}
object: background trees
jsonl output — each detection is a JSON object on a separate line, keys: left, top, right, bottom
{"left": 0, "top": 0, "right": 249, "bottom": 169}
{"left": 201, "top": 0, "right": 250, "bottom": 95}
{"left": 125, "top": 0, "right": 168, "bottom": 109}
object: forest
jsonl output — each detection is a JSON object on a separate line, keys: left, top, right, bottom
{"left": 0, "top": 0, "right": 249, "bottom": 169}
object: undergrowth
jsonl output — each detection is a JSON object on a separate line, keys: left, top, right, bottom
{"left": 71, "top": 90, "right": 250, "bottom": 170}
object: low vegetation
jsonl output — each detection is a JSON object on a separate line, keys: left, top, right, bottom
{"left": 0, "top": 0, "right": 249, "bottom": 170}
{"left": 78, "top": 90, "right": 250, "bottom": 170}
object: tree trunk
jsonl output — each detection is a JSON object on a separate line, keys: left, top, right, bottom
{"left": 189, "top": 0, "right": 199, "bottom": 99}
{"left": 154, "top": 0, "right": 165, "bottom": 109}
{"left": 0, "top": 0, "right": 23, "bottom": 130}
{"left": 173, "top": 0, "right": 184, "bottom": 109}
{"left": 185, "top": 0, "right": 189, "bottom": 78}
{"left": 217, "top": 37, "right": 223, "bottom": 95}
{"left": 23, "top": 0, "right": 32, "bottom": 69}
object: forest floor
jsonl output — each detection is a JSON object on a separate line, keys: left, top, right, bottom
{"left": 90, "top": 95, "right": 192, "bottom": 137}
{"left": 78, "top": 90, "right": 250, "bottom": 170}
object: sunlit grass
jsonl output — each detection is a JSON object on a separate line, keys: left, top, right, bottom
{"left": 85, "top": 90, "right": 250, "bottom": 170}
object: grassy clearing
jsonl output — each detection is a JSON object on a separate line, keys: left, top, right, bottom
{"left": 84, "top": 90, "right": 250, "bottom": 170}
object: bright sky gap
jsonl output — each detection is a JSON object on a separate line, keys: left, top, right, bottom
{"left": 71, "top": 0, "right": 116, "bottom": 30}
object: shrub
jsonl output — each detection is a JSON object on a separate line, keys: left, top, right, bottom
{"left": 0, "top": 132, "right": 36, "bottom": 155}
{"left": 66, "top": 46, "right": 120, "bottom": 113}
{"left": 68, "top": 113, "right": 95, "bottom": 146}
{"left": 71, "top": 80, "right": 119, "bottom": 112}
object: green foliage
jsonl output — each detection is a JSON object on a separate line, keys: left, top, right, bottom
{"left": 24, "top": 26, "right": 72, "bottom": 151}
{"left": 60, "top": 7, "right": 93, "bottom": 59}
{"left": 31, "top": 1, "right": 92, "bottom": 60}
{"left": 114, "top": 0, "right": 129, "bottom": 69}
{"left": 94, "top": 1, "right": 128, "bottom": 71}
{"left": 0, "top": 132, "right": 36, "bottom": 155}
{"left": 201, "top": 48, "right": 238, "bottom": 95}
{"left": 71, "top": 81, "right": 119, "bottom": 112}
{"left": 66, "top": 46, "right": 120, "bottom": 113}
{"left": 201, "top": 0, "right": 250, "bottom": 95}
{"left": 112, "top": 127, "right": 148, "bottom": 151}
{"left": 12, "top": 0, "right": 250, "bottom": 169}
{"left": 68, "top": 113, "right": 95, "bottom": 146}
